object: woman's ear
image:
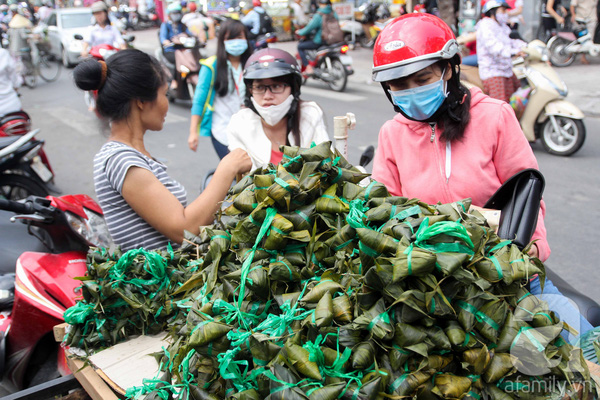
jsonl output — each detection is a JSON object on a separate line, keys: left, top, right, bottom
{"left": 136, "top": 99, "right": 145, "bottom": 110}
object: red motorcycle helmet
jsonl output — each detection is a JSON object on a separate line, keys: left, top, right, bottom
{"left": 372, "top": 13, "right": 459, "bottom": 83}
{"left": 252, "top": 0, "right": 262, "bottom": 7}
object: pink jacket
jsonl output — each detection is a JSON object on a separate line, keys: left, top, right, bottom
{"left": 371, "top": 88, "right": 550, "bottom": 262}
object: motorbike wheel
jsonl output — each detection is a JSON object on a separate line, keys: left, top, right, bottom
{"left": 324, "top": 59, "right": 347, "bottom": 92}
{"left": 61, "top": 46, "right": 73, "bottom": 68}
{"left": 359, "top": 34, "right": 373, "bottom": 48}
{"left": 539, "top": 117, "right": 585, "bottom": 156}
{"left": 38, "top": 52, "right": 61, "bottom": 82}
{"left": 548, "top": 36, "right": 577, "bottom": 67}
{"left": 0, "top": 174, "right": 48, "bottom": 201}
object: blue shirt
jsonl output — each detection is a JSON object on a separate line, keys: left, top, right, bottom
{"left": 159, "top": 21, "right": 192, "bottom": 52}
{"left": 241, "top": 6, "right": 265, "bottom": 35}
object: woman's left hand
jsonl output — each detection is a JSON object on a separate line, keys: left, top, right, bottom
{"left": 528, "top": 243, "right": 539, "bottom": 258}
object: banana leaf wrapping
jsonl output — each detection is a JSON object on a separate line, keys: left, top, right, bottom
{"left": 64, "top": 144, "right": 594, "bottom": 400}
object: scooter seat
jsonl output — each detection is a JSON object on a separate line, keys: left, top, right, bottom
{"left": 318, "top": 42, "right": 346, "bottom": 50}
{"left": 546, "top": 266, "right": 600, "bottom": 327}
{"left": 0, "top": 135, "right": 21, "bottom": 151}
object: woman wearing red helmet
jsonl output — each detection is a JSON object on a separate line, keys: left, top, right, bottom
{"left": 226, "top": 48, "right": 329, "bottom": 169}
{"left": 371, "top": 13, "right": 593, "bottom": 340}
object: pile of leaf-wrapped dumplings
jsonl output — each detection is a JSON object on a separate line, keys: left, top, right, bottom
{"left": 64, "top": 142, "right": 595, "bottom": 400}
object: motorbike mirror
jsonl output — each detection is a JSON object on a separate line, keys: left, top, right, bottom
{"left": 73, "top": 34, "right": 83, "bottom": 40}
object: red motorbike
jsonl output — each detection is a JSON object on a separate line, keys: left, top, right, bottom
{"left": 84, "top": 43, "right": 120, "bottom": 116}
{"left": 0, "top": 111, "right": 56, "bottom": 187}
{"left": 0, "top": 194, "right": 112, "bottom": 395}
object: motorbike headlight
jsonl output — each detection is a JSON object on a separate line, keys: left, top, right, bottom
{"left": 65, "top": 208, "right": 113, "bottom": 248}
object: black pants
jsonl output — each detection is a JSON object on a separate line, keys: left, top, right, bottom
{"left": 297, "top": 40, "right": 320, "bottom": 67}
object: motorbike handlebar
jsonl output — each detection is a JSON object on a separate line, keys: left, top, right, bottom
{"left": 0, "top": 198, "right": 34, "bottom": 214}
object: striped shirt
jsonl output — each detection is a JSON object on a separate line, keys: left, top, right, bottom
{"left": 93, "top": 141, "right": 187, "bottom": 251}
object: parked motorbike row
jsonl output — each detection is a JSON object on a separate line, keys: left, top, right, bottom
{"left": 111, "top": 3, "right": 161, "bottom": 31}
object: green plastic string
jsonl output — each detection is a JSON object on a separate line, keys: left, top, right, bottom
{"left": 294, "top": 209, "right": 312, "bottom": 225}
{"left": 274, "top": 177, "right": 292, "bottom": 192}
{"left": 235, "top": 208, "right": 277, "bottom": 329}
{"left": 389, "top": 373, "right": 408, "bottom": 392}
{"left": 367, "top": 311, "right": 390, "bottom": 331}
{"left": 413, "top": 218, "right": 475, "bottom": 254}
{"left": 510, "top": 327, "right": 546, "bottom": 352}
{"left": 364, "top": 180, "right": 376, "bottom": 201}
{"left": 456, "top": 300, "right": 500, "bottom": 331}
{"left": 391, "top": 205, "right": 421, "bottom": 221}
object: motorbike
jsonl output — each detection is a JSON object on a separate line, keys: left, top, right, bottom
{"left": 343, "top": 1, "right": 392, "bottom": 48}
{"left": 547, "top": 18, "right": 600, "bottom": 67}
{"left": 0, "top": 194, "right": 111, "bottom": 394}
{"left": 297, "top": 40, "right": 353, "bottom": 92}
{"left": 0, "top": 111, "right": 55, "bottom": 179}
{"left": 129, "top": 6, "right": 161, "bottom": 30}
{"left": 0, "top": 129, "right": 56, "bottom": 200}
{"left": 156, "top": 34, "right": 205, "bottom": 102}
{"left": 254, "top": 32, "right": 277, "bottom": 50}
{"left": 74, "top": 34, "right": 136, "bottom": 115}
{"left": 460, "top": 40, "right": 586, "bottom": 156}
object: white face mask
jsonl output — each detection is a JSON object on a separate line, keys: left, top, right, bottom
{"left": 251, "top": 95, "right": 294, "bottom": 126}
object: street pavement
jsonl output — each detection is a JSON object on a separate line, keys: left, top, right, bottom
{"left": 18, "top": 27, "right": 600, "bottom": 305}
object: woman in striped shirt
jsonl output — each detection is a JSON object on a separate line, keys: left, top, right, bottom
{"left": 74, "top": 49, "right": 251, "bottom": 251}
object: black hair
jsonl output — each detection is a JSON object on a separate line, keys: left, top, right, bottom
{"left": 485, "top": 7, "right": 499, "bottom": 18}
{"left": 214, "top": 19, "right": 252, "bottom": 97}
{"left": 244, "top": 74, "right": 302, "bottom": 145}
{"left": 434, "top": 55, "right": 471, "bottom": 143}
{"left": 73, "top": 49, "right": 167, "bottom": 122}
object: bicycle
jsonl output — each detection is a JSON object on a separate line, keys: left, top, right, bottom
{"left": 19, "top": 33, "right": 61, "bottom": 88}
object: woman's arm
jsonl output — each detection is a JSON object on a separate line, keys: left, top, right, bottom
{"left": 188, "top": 63, "right": 214, "bottom": 151}
{"left": 121, "top": 149, "right": 251, "bottom": 243}
{"left": 546, "top": 0, "right": 565, "bottom": 25}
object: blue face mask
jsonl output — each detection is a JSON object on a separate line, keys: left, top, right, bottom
{"left": 388, "top": 70, "right": 448, "bottom": 121}
{"left": 224, "top": 39, "right": 248, "bottom": 56}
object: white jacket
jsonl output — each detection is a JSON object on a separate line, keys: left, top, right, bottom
{"left": 227, "top": 101, "right": 329, "bottom": 170}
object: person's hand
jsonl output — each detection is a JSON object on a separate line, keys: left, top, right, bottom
{"left": 162, "top": 39, "right": 171, "bottom": 47}
{"left": 80, "top": 49, "right": 88, "bottom": 58}
{"left": 556, "top": 15, "right": 565, "bottom": 25}
{"left": 221, "top": 148, "right": 252, "bottom": 176}
{"left": 188, "top": 130, "right": 199, "bottom": 152}
{"left": 571, "top": 14, "right": 576, "bottom": 24}
{"left": 528, "top": 243, "right": 539, "bottom": 259}
{"left": 516, "top": 50, "right": 528, "bottom": 58}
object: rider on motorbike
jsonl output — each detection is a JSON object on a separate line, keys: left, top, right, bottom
{"left": 80, "top": 1, "right": 126, "bottom": 58}
{"left": 370, "top": 13, "right": 593, "bottom": 341}
{"left": 160, "top": 2, "right": 193, "bottom": 90}
{"left": 296, "top": 0, "right": 339, "bottom": 75}
{"left": 475, "top": 0, "right": 526, "bottom": 103}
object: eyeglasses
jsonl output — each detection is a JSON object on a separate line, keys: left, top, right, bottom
{"left": 250, "top": 83, "right": 289, "bottom": 95}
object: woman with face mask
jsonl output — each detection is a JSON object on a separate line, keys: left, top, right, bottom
{"left": 160, "top": 2, "right": 193, "bottom": 91}
{"left": 371, "top": 13, "right": 594, "bottom": 341}
{"left": 188, "top": 19, "right": 252, "bottom": 159}
{"left": 475, "top": 0, "right": 526, "bottom": 103}
{"left": 226, "top": 48, "right": 329, "bottom": 170}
